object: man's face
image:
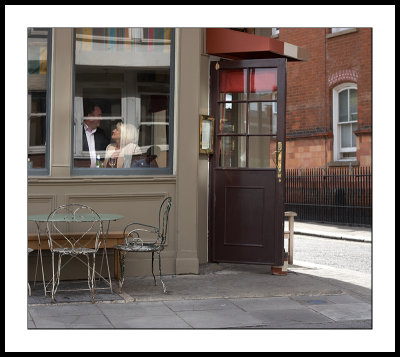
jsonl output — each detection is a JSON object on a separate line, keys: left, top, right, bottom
{"left": 85, "top": 106, "right": 102, "bottom": 130}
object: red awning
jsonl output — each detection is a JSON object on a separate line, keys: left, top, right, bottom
{"left": 206, "top": 28, "right": 308, "bottom": 62}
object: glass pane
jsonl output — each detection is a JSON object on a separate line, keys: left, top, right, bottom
{"left": 29, "top": 115, "right": 46, "bottom": 146}
{"left": 74, "top": 28, "right": 172, "bottom": 170}
{"left": 30, "top": 91, "right": 47, "bottom": 113}
{"left": 219, "top": 92, "right": 246, "bottom": 101}
{"left": 219, "top": 102, "right": 246, "bottom": 134}
{"left": 75, "top": 28, "right": 171, "bottom": 65}
{"left": 249, "top": 136, "right": 275, "bottom": 168}
{"left": 350, "top": 88, "right": 358, "bottom": 121}
{"left": 83, "top": 88, "right": 122, "bottom": 117}
{"left": 28, "top": 28, "right": 50, "bottom": 170}
{"left": 219, "top": 136, "right": 246, "bottom": 168}
{"left": 341, "top": 124, "right": 352, "bottom": 148}
{"left": 338, "top": 90, "right": 348, "bottom": 122}
{"left": 249, "top": 68, "right": 277, "bottom": 101}
{"left": 219, "top": 69, "right": 247, "bottom": 100}
{"left": 248, "top": 102, "right": 277, "bottom": 135}
{"left": 352, "top": 123, "right": 358, "bottom": 147}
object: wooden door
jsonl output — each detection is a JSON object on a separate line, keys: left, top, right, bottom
{"left": 209, "top": 58, "right": 286, "bottom": 265}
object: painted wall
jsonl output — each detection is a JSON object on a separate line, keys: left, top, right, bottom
{"left": 28, "top": 28, "right": 208, "bottom": 280}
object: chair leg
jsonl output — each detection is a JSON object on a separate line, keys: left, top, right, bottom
{"left": 51, "top": 253, "right": 62, "bottom": 303}
{"left": 158, "top": 251, "right": 166, "bottom": 293}
{"left": 118, "top": 250, "right": 126, "bottom": 293}
{"left": 88, "top": 253, "right": 96, "bottom": 304}
{"left": 151, "top": 252, "right": 156, "bottom": 286}
{"left": 28, "top": 282, "right": 31, "bottom": 296}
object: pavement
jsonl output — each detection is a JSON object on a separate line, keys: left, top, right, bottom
{"left": 20, "top": 222, "right": 390, "bottom": 351}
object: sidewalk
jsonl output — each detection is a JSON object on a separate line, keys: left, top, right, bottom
{"left": 24, "top": 223, "right": 376, "bottom": 349}
{"left": 288, "top": 221, "right": 372, "bottom": 242}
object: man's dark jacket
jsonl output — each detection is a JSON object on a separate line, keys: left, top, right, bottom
{"left": 82, "top": 127, "right": 110, "bottom": 151}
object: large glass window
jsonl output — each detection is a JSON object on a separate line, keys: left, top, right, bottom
{"left": 27, "top": 28, "right": 51, "bottom": 172}
{"left": 72, "top": 28, "right": 174, "bottom": 173}
{"left": 333, "top": 84, "right": 358, "bottom": 161}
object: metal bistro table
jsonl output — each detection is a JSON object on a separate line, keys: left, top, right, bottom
{"left": 28, "top": 212, "right": 124, "bottom": 296}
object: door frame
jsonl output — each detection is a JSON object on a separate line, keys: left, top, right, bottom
{"left": 208, "top": 58, "right": 287, "bottom": 265}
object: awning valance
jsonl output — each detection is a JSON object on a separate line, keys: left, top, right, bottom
{"left": 206, "top": 28, "right": 308, "bottom": 62}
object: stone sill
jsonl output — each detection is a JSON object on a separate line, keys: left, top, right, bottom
{"left": 328, "top": 160, "right": 360, "bottom": 167}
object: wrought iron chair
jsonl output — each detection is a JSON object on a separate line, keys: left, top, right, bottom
{"left": 114, "top": 197, "right": 172, "bottom": 293}
{"left": 46, "top": 204, "right": 103, "bottom": 303}
{"left": 27, "top": 248, "right": 34, "bottom": 296}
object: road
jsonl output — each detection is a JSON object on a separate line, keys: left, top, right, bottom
{"left": 292, "top": 235, "right": 371, "bottom": 274}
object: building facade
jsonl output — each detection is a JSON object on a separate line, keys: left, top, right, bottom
{"left": 279, "top": 28, "right": 372, "bottom": 169}
{"left": 27, "top": 27, "right": 371, "bottom": 280}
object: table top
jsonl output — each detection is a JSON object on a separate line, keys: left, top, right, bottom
{"left": 28, "top": 213, "right": 124, "bottom": 222}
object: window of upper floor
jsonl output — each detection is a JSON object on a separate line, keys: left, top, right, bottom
{"left": 332, "top": 83, "right": 358, "bottom": 161}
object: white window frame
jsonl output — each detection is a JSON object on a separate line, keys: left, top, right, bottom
{"left": 332, "top": 83, "right": 358, "bottom": 161}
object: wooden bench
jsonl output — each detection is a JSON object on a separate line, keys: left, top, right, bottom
{"left": 284, "top": 211, "right": 297, "bottom": 265}
{"left": 28, "top": 232, "right": 125, "bottom": 280}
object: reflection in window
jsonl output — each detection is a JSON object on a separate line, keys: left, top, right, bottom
{"left": 73, "top": 28, "right": 173, "bottom": 172}
{"left": 27, "top": 28, "right": 51, "bottom": 170}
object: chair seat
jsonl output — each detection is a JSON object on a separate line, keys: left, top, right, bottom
{"left": 53, "top": 247, "right": 97, "bottom": 255}
{"left": 114, "top": 243, "right": 163, "bottom": 253}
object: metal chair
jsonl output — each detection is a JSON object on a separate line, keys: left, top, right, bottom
{"left": 46, "top": 203, "right": 103, "bottom": 303}
{"left": 27, "top": 248, "right": 34, "bottom": 296}
{"left": 114, "top": 197, "right": 172, "bottom": 293}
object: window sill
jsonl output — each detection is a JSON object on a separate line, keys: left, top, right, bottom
{"left": 328, "top": 160, "right": 359, "bottom": 168}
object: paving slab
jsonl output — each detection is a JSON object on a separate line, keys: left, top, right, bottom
{"left": 106, "top": 314, "right": 191, "bottom": 329}
{"left": 175, "top": 308, "right": 264, "bottom": 329}
{"left": 308, "top": 302, "right": 372, "bottom": 322}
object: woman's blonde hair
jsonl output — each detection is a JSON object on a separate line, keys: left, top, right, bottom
{"left": 120, "top": 123, "right": 139, "bottom": 148}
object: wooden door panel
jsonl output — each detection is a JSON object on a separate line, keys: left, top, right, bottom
{"left": 213, "top": 169, "right": 277, "bottom": 264}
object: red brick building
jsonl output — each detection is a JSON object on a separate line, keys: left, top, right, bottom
{"left": 276, "top": 28, "right": 372, "bottom": 169}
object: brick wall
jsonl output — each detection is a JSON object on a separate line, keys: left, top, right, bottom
{"left": 278, "top": 28, "right": 372, "bottom": 168}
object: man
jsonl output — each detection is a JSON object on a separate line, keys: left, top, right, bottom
{"left": 82, "top": 105, "right": 110, "bottom": 168}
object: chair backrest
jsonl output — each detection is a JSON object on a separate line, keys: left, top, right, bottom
{"left": 159, "top": 197, "right": 172, "bottom": 244}
{"left": 46, "top": 204, "right": 103, "bottom": 253}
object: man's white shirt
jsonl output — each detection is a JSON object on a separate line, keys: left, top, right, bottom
{"left": 84, "top": 123, "right": 97, "bottom": 168}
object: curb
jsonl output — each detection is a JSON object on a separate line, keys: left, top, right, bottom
{"left": 294, "top": 230, "right": 371, "bottom": 243}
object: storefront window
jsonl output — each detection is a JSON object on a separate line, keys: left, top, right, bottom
{"left": 27, "top": 28, "right": 51, "bottom": 172}
{"left": 72, "top": 28, "right": 174, "bottom": 173}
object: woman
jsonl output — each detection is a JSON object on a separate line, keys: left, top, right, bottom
{"left": 104, "top": 123, "right": 142, "bottom": 168}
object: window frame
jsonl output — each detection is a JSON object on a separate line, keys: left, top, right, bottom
{"left": 332, "top": 83, "right": 358, "bottom": 161}
{"left": 27, "top": 28, "right": 52, "bottom": 176}
{"left": 71, "top": 28, "right": 175, "bottom": 176}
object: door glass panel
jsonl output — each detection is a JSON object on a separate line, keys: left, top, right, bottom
{"left": 219, "top": 136, "right": 246, "bottom": 168}
{"left": 249, "top": 136, "right": 275, "bottom": 168}
{"left": 219, "top": 102, "right": 246, "bottom": 134}
{"left": 219, "top": 68, "right": 247, "bottom": 100}
{"left": 249, "top": 68, "right": 277, "bottom": 101}
{"left": 248, "top": 102, "right": 277, "bottom": 135}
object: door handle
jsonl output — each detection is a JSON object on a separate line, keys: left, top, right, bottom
{"left": 271, "top": 141, "right": 283, "bottom": 182}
